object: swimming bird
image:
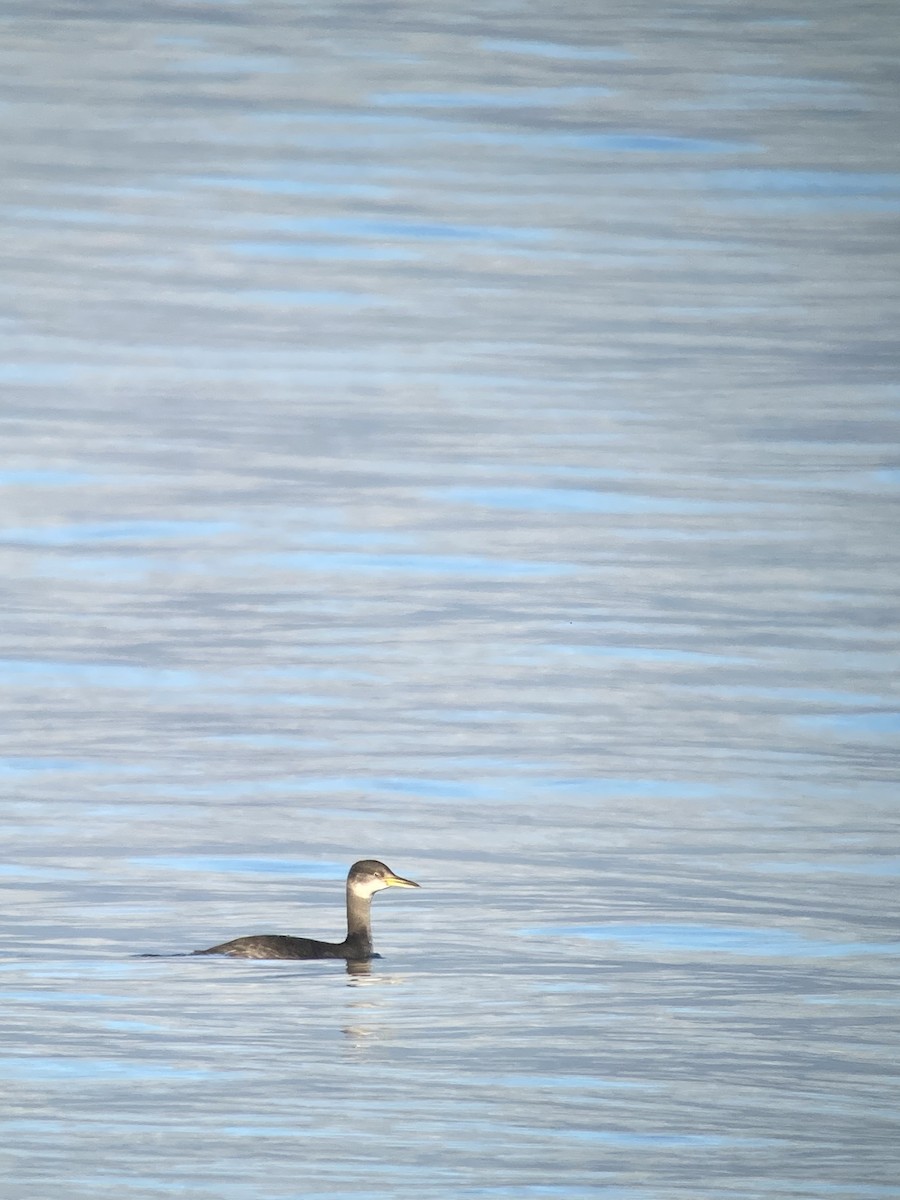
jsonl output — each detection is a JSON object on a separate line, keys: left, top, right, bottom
{"left": 192, "top": 859, "right": 420, "bottom": 960}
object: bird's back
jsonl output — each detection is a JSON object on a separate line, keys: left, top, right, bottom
{"left": 193, "top": 934, "right": 348, "bottom": 960}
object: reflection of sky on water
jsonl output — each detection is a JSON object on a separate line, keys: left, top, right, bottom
{"left": 430, "top": 484, "right": 763, "bottom": 514}
{"left": 170, "top": 55, "right": 295, "bottom": 75}
{"left": 794, "top": 712, "right": 900, "bottom": 735}
{"left": 0, "top": 1057, "right": 222, "bottom": 1081}
{"left": 2, "top": 4, "right": 898, "bottom": 1199}
{"left": 260, "top": 551, "right": 574, "bottom": 577}
{"left": 134, "top": 856, "right": 341, "bottom": 878}
{"left": 187, "top": 175, "right": 393, "bottom": 198}
{"left": 480, "top": 40, "right": 634, "bottom": 61}
{"left": 0, "top": 756, "right": 139, "bottom": 775}
{"left": 2, "top": 520, "right": 237, "bottom": 545}
{"left": 231, "top": 289, "right": 385, "bottom": 307}
{"left": 230, "top": 242, "right": 417, "bottom": 261}
{"left": 0, "top": 659, "right": 379, "bottom": 694}
{"left": 750, "top": 859, "right": 900, "bottom": 878}
{"left": 232, "top": 213, "right": 553, "bottom": 241}
{"left": 526, "top": 924, "right": 900, "bottom": 958}
{"left": 0, "top": 469, "right": 98, "bottom": 486}
{"left": 371, "top": 87, "right": 615, "bottom": 107}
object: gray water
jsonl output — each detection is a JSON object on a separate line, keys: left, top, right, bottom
{"left": 1, "top": 2, "right": 899, "bottom": 1198}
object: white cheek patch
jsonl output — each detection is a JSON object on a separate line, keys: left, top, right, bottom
{"left": 352, "top": 877, "right": 385, "bottom": 899}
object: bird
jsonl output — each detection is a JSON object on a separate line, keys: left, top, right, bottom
{"left": 191, "top": 859, "right": 420, "bottom": 960}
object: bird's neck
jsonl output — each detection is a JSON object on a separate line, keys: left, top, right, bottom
{"left": 345, "top": 886, "right": 373, "bottom": 958}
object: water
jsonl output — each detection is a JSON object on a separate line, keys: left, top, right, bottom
{"left": 1, "top": 2, "right": 898, "bottom": 1198}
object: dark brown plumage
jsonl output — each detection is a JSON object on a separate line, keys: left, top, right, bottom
{"left": 191, "top": 859, "right": 420, "bottom": 960}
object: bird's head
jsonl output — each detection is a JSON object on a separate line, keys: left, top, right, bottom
{"left": 348, "top": 859, "right": 421, "bottom": 898}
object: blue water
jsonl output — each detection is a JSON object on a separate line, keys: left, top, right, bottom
{"left": 0, "top": 2, "right": 898, "bottom": 1199}
{"left": 526, "top": 924, "right": 900, "bottom": 958}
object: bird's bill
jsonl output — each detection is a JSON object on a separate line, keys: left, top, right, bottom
{"left": 384, "top": 873, "right": 420, "bottom": 889}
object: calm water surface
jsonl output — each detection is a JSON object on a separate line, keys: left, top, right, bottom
{"left": 1, "top": 2, "right": 898, "bottom": 1198}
